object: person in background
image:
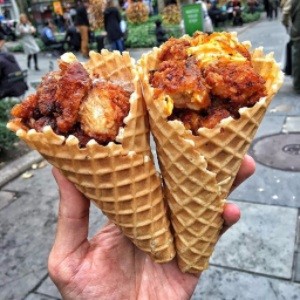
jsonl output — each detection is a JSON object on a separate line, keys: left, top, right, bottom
{"left": 267, "top": 0, "right": 278, "bottom": 20}
{"left": 0, "top": 32, "right": 6, "bottom": 51}
{"left": 48, "top": 155, "right": 255, "bottom": 299}
{"left": 53, "top": 13, "right": 66, "bottom": 32}
{"left": 104, "top": 0, "right": 124, "bottom": 52}
{"left": 17, "top": 14, "right": 40, "bottom": 71}
{"left": 282, "top": 0, "right": 300, "bottom": 94}
{"left": 196, "top": 0, "right": 214, "bottom": 33}
{"left": 75, "top": 0, "right": 90, "bottom": 57}
{"left": 64, "top": 24, "right": 81, "bottom": 52}
{"left": 0, "top": 30, "right": 7, "bottom": 52}
{"left": 155, "top": 19, "right": 168, "bottom": 46}
{"left": 0, "top": 33, "right": 28, "bottom": 99}
{"left": 41, "top": 21, "right": 65, "bottom": 54}
{"left": 209, "top": 2, "right": 226, "bottom": 28}
{"left": 247, "top": 0, "right": 259, "bottom": 13}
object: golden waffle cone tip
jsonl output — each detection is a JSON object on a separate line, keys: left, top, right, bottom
{"left": 138, "top": 33, "right": 284, "bottom": 273}
{"left": 7, "top": 50, "right": 176, "bottom": 263}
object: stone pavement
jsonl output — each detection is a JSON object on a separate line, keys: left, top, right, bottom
{"left": 1, "top": 18, "right": 300, "bottom": 299}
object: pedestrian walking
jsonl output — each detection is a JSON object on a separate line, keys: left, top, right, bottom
{"left": 281, "top": 0, "right": 300, "bottom": 94}
{"left": 104, "top": 0, "right": 124, "bottom": 52}
{"left": 17, "top": 14, "right": 40, "bottom": 71}
{"left": 75, "top": 0, "right": 90, "bottom": 57}
{"left": 263, "top": 0, "right": 270, "bottom": 18}
{"left": 267, "top": 0, "right": 278, "bottom": 20}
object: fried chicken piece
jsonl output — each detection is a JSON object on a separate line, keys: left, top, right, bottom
{"left": 170, "top": 107, "right": 231, "bottom": 133}
{"left": 150, "top": 57, "right": 210, "bottom": 110}
{"left": 203, "top": 61, "right": 267, "bottom": 107}
{"left": 55, "top": 61, "right": 92, "bottom": 133}
{"left": 36, "top": 72, "right": 60, "bottom": 116}
{"left": 158, "top": 38, "right": 191, "bottom": 62}
{"left": 169, "top": 109, "right": 202, "bottom": 134}
{"left": 201, "top": 107, "right": 231, "bottom": 129}
{"left": 79, "top": 81, "right": 130, "bottom": 144}
{"left": 11, "top": 94, "right": 38, "bottom": 120}
{"left": 11, "top": 61, "right": 91, "bottom": 135}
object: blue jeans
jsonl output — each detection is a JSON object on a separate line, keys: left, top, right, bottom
{"left": 110, "top": 38, "right": 124, "bottom": 52}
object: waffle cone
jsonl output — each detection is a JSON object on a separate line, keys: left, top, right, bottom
{"left": 7, "top": 50, "right": 175, "bottom": 263}
{"left": 139, "top": 39, "right": 283, "bottom": 272}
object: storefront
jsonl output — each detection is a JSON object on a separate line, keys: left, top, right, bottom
{"left": 0, "top": 0, "right": 19, "bottom": 22}
{"left": 21, "top": 0, "right": 76, "bottom": 29}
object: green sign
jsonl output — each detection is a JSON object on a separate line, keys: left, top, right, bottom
{"left": 182, "top": 4, "right": 204, "bottom": 36}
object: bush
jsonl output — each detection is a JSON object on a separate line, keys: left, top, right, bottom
{"left": 242, "top": 11, "right": 261, "bottom": 23}
{"left": 0, "top": 99, "right": 19, "bottom": 151}
{"left": 125, "top": 15, "right": 182, "bottom": 48}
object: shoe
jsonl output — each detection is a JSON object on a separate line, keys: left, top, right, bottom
{"left": 35, "top": 67, "right": 40, "bottom": 71}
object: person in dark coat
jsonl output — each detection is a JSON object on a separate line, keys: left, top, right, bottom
{"left": 75, "top": 0, "right": 90, "bottom": 57}
{"left": 64, "top": 25, "right": 81, "bottom": 51}
{"left": 155, "top": 20, "right": 168, "bottom": 46}
{"left": 282, "top": 0, "right": 300, "bottom": 93}
{"left": 104, "top": 0, "right": 124, "bottom": 52}
{"left": 0, "top": 35, "right": 28, "bottom": 99}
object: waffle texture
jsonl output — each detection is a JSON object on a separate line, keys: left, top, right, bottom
{"left": 7, "top": 50, "right": 175, "bottom": 263}
{"left": 138, "top": 38, "right": 284, "bottom": 273}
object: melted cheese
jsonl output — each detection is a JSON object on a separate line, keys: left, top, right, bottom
{"left": 162, "top": 95, "right": 174, "bottom": 116}
{"left": 187, "top": 32, "right": 247, "bottom": 65}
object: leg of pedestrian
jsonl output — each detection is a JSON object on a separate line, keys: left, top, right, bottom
{"left": 292, "top": 40, "right": 300, "bottom": 94}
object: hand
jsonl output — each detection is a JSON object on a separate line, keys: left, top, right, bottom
{"left": 48, "top": 155, "right": 255, "bottom": 300}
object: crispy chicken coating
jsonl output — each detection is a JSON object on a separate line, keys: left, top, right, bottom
{"left": 150, "top": 57, "right": 210, "bottom": 110}
{"left": 150, "top": 33, "right": 267, "bottom": 132}
{"left": 169, "top": 106, "right": 231, "bottom": 133}
{"left": 55, "top": 61, "right": 92, "bottom": 133}
{"left": 203, "top": 61, "right": 266, "bottom": 107}
{"left": 12, "top": 61, "right": 91, "bottom": 134}
{"left": 79, "top": 81, "right": 130, "bottom": 144}
{"left": 158, "top": 38, "right": 191, "bottom": 62}
{"left": 11, "top": 60, "right": 131, "bottom": 147}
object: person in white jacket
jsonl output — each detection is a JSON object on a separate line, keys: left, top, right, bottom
{"left": 196, "top": 0, "right": 214, "bottom": 33}
{"left": 17, "top": 14, "right": 40, "bottom": 71}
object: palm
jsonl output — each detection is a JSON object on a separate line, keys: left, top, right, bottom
{"left": 50, "top": 222, "right": 198, "bottom": 300}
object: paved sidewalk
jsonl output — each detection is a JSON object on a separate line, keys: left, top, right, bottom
{"left": 1, "top": 18, "right": 300, "bottom": 299}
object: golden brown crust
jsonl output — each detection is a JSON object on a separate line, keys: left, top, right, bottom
{"left": 10, "top": 59, "right": 131, "bottom": 147}
{"left": 149, "top": 33, "right": 267, "bottom": 131}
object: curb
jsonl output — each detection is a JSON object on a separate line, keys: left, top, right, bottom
{"left": 0, "top": 150, "right": 43, "bottom": 188}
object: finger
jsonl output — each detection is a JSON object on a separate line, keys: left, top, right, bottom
{"left": 52, "top": 168, "right": 90, "bottom": 257}
{"left": 220, "top": 202, "right": 241, "bottom": 235}
{"left": 230, "top": 154, "right": 256, "bottom": 193}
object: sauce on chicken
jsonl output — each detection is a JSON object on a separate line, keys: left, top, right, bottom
{"left": 11, "top": 59, "right": 131, "bottom": 147}
{"left": 149, "top": 33, "right": 267, "bottom": 133}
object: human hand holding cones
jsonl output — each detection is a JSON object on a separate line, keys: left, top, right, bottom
{"left": 8, "top": 32, "right": 283, "bottom": 274}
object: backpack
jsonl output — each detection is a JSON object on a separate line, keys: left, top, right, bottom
{"left": 0, "top": 52, "right": 28, "bottom": 99}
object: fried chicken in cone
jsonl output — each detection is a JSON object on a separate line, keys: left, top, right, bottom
{"left": 138, "top": 32, "right": 283, "bottom": 273}
{"left": 7, "top": 50, "right": 175, "bottom": 263}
